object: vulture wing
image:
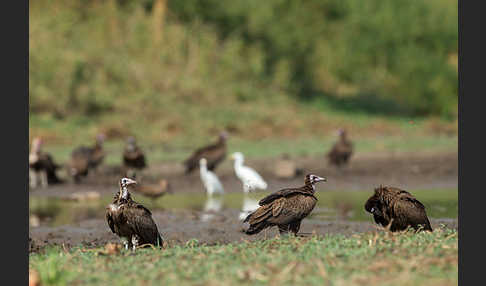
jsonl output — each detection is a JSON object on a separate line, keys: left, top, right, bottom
{"left": 258, "top": 188, "right": 315, "bottom": 206}
{"left": 106, "top": 211, "right": 116, "bottom": 234}
{"left": 125, "top": 204, "right": 162, "bottom": 246}
{"left": 184, "top": 142, "right": 226, "bottom": 172}
{"left": 392, "top": 193, "right": 432, "bottom": 231}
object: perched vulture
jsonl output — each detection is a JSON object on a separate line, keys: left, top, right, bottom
{"left": 183, "top": 132, "right": 228, "bottom": 174}
{"left": 106, "top": 178, "right": 164, "bottom": 250}
{"left": 123, "top": 137, "right": 146, "bottom": 177}
{"left": 327, "top": 129, "right": 353, "bottom": 167}
{"left": 134, "top": 179, "right": 171, "bottom": 201}
{"left": 200, "top": 158, "right": 224, "bottom": 196}
{"left": 364, "top": 185, "right": 433, "bottom": 232}
{"left": 232, "top": 152, "right": 267, "bottom": 192}
{"left": 244, "top": 174, "right": 327, "bottom": 235}
{"left": 29, "top": 137, "right": 63, "bottom": 188}
{"left": 68, "top": 134, "right": 106, "bottom": 183}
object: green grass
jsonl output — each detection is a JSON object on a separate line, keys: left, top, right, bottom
{"left": 29, "top": 228, "right": 458, "bottom": 286}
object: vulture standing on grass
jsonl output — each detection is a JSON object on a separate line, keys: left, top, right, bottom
{"left": 106, "top": 178, "right": 164, "bottom": 250}
{"left": 123, "top": 136, "right": 147, "bottom": 177}
{"left": 327, "top": 129, "right": 353, "bottom": 167}
{"left": 231, "top": 152, "right": 267, "bottom": 193}
{"left": 364, "top": 185, "right": 433, "bottom": 232}
{"left": 29, "top": 137, "right": 63, "bottom": 188}
{"left": 183, "top": 131, "right": 228, "bottom": 174}
{"left": 68, "top": 134, "right": 106, "bottom": 183}
{"left": 244, "top": 174, "right": 327, "bottom": 235}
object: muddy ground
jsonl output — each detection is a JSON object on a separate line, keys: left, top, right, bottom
{"left": 29, "top": 151, "right": 458, "bottom": 253}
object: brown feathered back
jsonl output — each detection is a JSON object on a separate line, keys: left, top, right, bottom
{"left": 327, "top": 129, "right": 353, "bottom": 167}
{"left": 244, "top": 174, "right": 326, "bottom": 235}
{"left": 364, "top": 185, "right": 432, "bottom": 232}
{"left": 123, "top": 137, "right": 146, "bottom": 170}
{"left": 68, "top": 134, "right": 106, "bottom": 183}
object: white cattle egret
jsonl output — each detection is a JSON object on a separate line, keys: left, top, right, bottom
{"left": 231, "top": 152, "right": 267, "bottom": 193}
{"left": 199, "top": 158, "right": 224, "bottom": 196}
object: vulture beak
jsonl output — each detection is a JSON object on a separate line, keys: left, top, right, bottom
{"left": 125, "top": 178, "right": 138, "bottom": 186}
{"left": 370, "top": 207, "right": 375, "bottom": 213}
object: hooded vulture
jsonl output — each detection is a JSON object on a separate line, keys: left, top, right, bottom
{"left": 364, "top": 185, "right": 433, "bottom": 232}
{"left": 29, "top": 137, "right": 63, "bottom": 188}
{"left": 327, "top": 129, "right": 353, "bottom": 167}
{"left": 183, "top": 132, "right": 228, "bottom": 174}
{"left": 123, "top": 136, "right": 147, "bottom": 177}
{"left": 106, "top": 178, "right": 164, "bottom": 250}
{"left": 244, "top": 174, "right": 327, "bottom": 235}
{"left": 68, "top": 134, "right": 106, "bottom": 183}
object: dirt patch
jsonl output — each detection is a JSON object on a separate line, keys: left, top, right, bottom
{"left": 29, "top": 207, "right": 457, "bottom": 253}
{"left": 29, "top": 151, "right": 458, "bottom": 253}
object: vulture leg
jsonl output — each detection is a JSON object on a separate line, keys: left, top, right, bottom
{"left": 278, "top": 224, "right": 292, "bottom": 235}
{"left": 120, "top": 237, "right": 130, "bottom": 250}
{"left": 289, "top": 220, "right": 302, "bottom": 235}
{"left": 131, "top": 234, "right": 140, "bottom": 251}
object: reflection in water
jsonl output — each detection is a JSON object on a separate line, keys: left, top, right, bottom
{"left": 239, "top": 195, "right": 260, "bottom": 220}
{"left": 201, "top": 196, "right": 223, "bottom": 222}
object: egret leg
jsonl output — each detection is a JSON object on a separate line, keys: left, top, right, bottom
{"left": 40, "top": 171, "right": 48, "bottom": 188}
{"left": 29, "top": 170, "right": 37, "bottom": 188}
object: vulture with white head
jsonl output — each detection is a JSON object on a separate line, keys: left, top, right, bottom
{"left": 327, "top": 129, "right": 353, "bottom": 167}
{"left": 68, "top": 133, "right": 106, "bottom": 183}
{"left": 106, "top": 178, "right": 164, "bottom": 250}
{"left": 29, "top": 137, "right": 63, "bottom": 188}
{"left": 183, "top": 132, "right": 228, "bottom": 174}
{"left": 244, "top": 174, "right": 326, "bottom": 235}
{"left": 231, "top": 152, "right": 267, "bottom": 193}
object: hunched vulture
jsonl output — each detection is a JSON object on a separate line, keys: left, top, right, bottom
{"left": 364, "top": 185, "right": 433, "bottom": 232}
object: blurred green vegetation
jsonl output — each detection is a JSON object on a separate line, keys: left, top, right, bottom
{"left": 29, "top": 0, "right": 457, "bottom": 145}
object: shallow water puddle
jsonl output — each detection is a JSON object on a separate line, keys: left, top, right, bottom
{"left": 29, "top": 189, "right": 457, "bottom": 227}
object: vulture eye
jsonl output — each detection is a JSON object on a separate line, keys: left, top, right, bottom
{"left": 370, "top": 207, "right": 375, "bottom": 213}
